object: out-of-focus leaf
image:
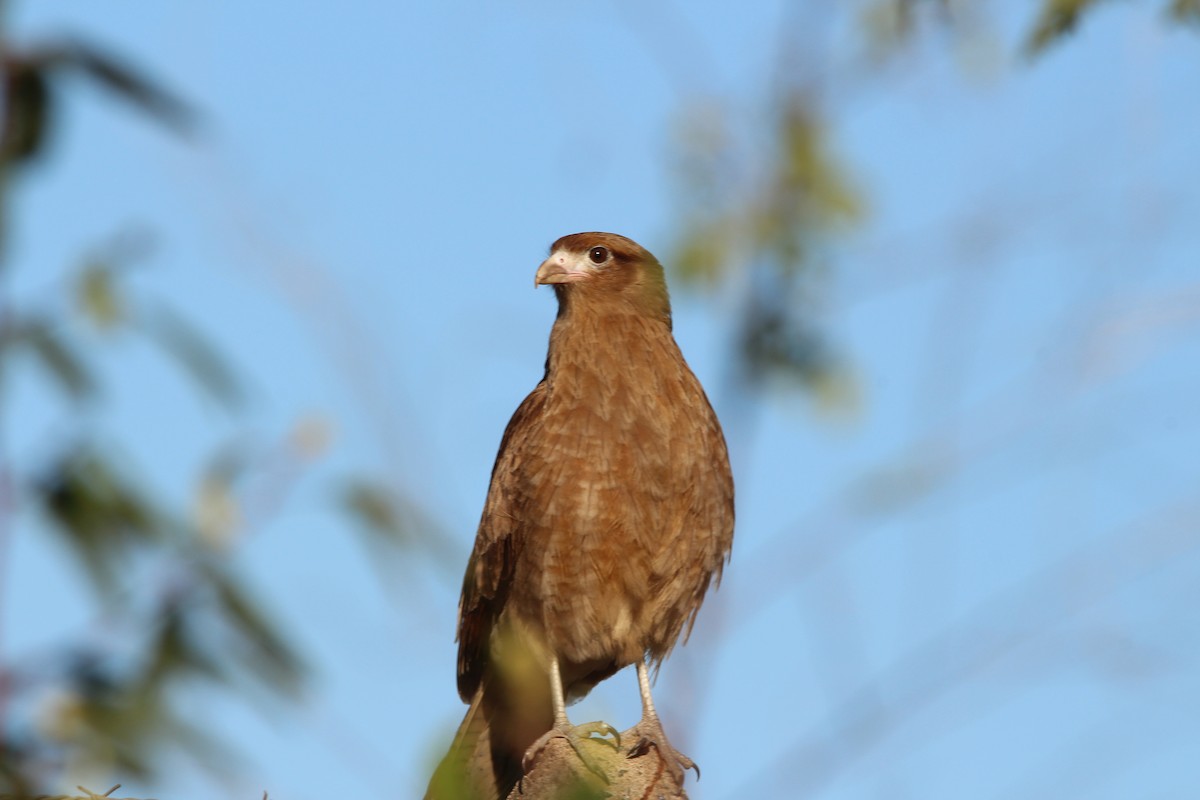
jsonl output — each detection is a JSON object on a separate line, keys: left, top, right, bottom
{"left": 206, "top": 567, "right": 303, "bottom": 694}
{"left": 142, "top": 306, "right": 243, "bottom": 409}
{"left": 740, "top": 303, "right": 830, "bottom": 384}
{"left": 145, "top": 601, "right": 226, "bottom": 686}
{"left": 341, "top": 477, "right": 460, "bottom": 575}
{"left": 62, "top": 654, "right": 156, "bottom": 779}
{"left": 669, "top": 94, "right": 860, "bottom": 395}
{"left": 859, "top": 0, "right": 974, "bottom": 61}
{"left": 668, "top": 105, "right": 740, "bottom": 287}
{"left": 36, "top": 448, "right": 165, "bottom": 591}
{"left": 1170, "top": 0, "right": 1200, "bottom": 25}
{"left": 193, "top": 469, "right": 242, "bottom": 550}
{"left": 17, "top": 320, "right": 96, "bottom": 400}
{"left": 33, "top": 589, "right": 285, "bottom": 786}
{"left": 804, "top": 361, "right": 862, "bottom": 419}
{"left": 343, "top": 479, "right": 410, "bottom": 543}
{"left": 770, "top": 103, "right": 864, "bottom": 247}
{"left": 37, "top": 38, "right": 196, "bottom": 137}
{"left": 0, "top": 61, "right": 51, "bottom": 167}
{"left": 861, "top": 0, "right": 919, "bottom": 58}
{"left": 672, "top": 217, "right": 736, "bottom": 286}
{"left": 2, "top": 37, "right": 195, "bottom": 171}
{"left": 76, "top": 263, "right": 126, "bottom": 330}
{"left": 1025, "top": 0, "right": 1105, "bottom": 56}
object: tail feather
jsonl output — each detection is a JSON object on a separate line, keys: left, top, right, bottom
{"left": 425, "top": 673, "right": 551, "bottom": 800}
{"left": 424, "top": 688, "right": 498, "bottom": 800}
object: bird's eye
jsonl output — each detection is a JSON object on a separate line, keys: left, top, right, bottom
{"left": 588, "top": 246, "right": 610, "bottom": 265}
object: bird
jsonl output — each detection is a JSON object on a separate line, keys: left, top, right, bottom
{"left": 425, "top": 232, "right": 734, "bottom": 800}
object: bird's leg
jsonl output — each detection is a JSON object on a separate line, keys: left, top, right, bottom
{"left": 521, "top": 656, "right": 620, "bottom": 781}
{"left": 626, "top": 659, "right": 699, "bottom": 783}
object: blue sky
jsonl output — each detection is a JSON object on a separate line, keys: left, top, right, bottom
{"left": 4, "top": 2, "right": 1199, "bottom": 799}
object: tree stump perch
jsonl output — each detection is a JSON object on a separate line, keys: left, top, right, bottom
{"left": 508, "top": 725, "right": 688, "bottom": 800}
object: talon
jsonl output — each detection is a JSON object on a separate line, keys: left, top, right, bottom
{"left": 590, "top": 721, "right": 621, "bottom": 749}
{"left": 625, "top": 719, "right": 698, "bottom": 784}
{"left": 522, "top": 720, "right": 618, "bottom": 783}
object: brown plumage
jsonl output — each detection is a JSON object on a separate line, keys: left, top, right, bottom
{"left": 426, "top": 233, "right": 734, "bottom": 800}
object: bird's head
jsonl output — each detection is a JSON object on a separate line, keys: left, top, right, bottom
{"left": 535, "top": 232, "right": 671, "bottom": 324}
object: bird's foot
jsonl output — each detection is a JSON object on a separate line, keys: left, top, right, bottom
{"left": 522, "top": 719, "right": 621, "bottom": 782}
{"left": 626, "top": 715, "right": 699, "bottom": 785}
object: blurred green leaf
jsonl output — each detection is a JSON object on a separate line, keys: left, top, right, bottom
{"left": 672, "top": 216, "right": 736, "bottom": 287}
{"left": 142, "top": 306, "right": 243, "bottom": 409}
{"left": 669, "top": 94, "right": 860, "bottom": 395}
{"left": 1, "top": 38, "right": 194, "bottom": 172}
{"left": 769, "top": 102, "right": 864, "bottom": 248}
{"left": 860, "top": 0, "right": 922, "bottom": 59}
{"left": 206, "top": 566, "right": 304, "bottom": 694}
{"left": 343, "top": 479, "right": 410, "bottom": 543}
{"left": 36, "top": 447, "right": 165, "bottom": 591}
{"left": 15, "top": 320, "right": 97, "bottom": 400}
{"left": 341, "top": 477, "right": 461, "bottom": 576}
{"left": 76, "top": 263, "right": 126, "bottom": 330}
{"left": 0, "top": 61, "right": 51, "bottom": 168}
{"left": 1025, "top": 0, "right": 1105, "bottom": 56}
{"left": 193, "top": 470, "right": 241, "bottom": 550}
{"left": 740, "top": 301, "right": 837, "bottom": 385}
{"left": 191, "top": 446, "right": 249, "bottom": 550}
{"left": 145, "top": 601, "right": 227, "bottom": 686}
{"left": 37, "top": 38, "right": 196, "bottom": 137}
{"left": 1169, "top": 0, "right": 1200, "bottom": 25}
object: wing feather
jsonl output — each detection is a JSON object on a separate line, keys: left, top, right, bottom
{"left": 456, "top": 381, "right": 547, "bottom": 701}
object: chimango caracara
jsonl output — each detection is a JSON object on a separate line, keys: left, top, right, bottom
{"left": 426, "top": 233, "right": 734, "bottom": 800}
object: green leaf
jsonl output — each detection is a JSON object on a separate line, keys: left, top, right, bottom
{"left": 206, "top": 566, "right": 304, "bottom": 693}
{"left": 36, "top": 447, "right": 165, "bottom": 592}
{"left": 141, "top": 306, "right": 243, "bottom": 409}
{"left": 342, "top": 479, "right": 410, "bottom": 543}
{"left": 48, "top": 37, "right": 197, "bottom": 136}
{"left": 146, "top": 601, "right": 227, "bottom": 686}
{"left": 1025, "top": 0, "right": 1106, "bottom": 57}
{"left": 340, "top": 477, "right": 460, "bottom": 576}
{"left": 76, "top": 262, "right": 126, "bottom": 329}
{"left": 0, "top": 61, "right": 52, "bottom": 168}
{"left": 1169, "top": 0, "right": 1200, "bottom": 25}
{"left": 18, "top": 320, "right": 96, "bottom": 400}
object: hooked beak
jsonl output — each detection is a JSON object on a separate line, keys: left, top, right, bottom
{"left": 534, "top": 253, "right": 589, "bottom": 287}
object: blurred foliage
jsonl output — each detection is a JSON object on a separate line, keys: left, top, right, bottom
{"left": 140, "top": 307, "right": 244, "bottom": 409}
{"left": 0, "top": 29, "right": 293, "bottom": 797}
{"left": 1171, "top": 0, "right": 1200, "bottom": 25}
{"left": 5, "top": 318, "right": 98, "bottom": 400}
{"left": 341, "top": 477, "right": 459, "bottom": 575}
{"left": 1025, "top": 0, "right": 1107, "bottom": 55}
{"left": 37, "top": 447, "right": 168, "bottom": 593}
{"left": 669, "top": 0, "right": 1196, "bottom": 405}
{"left": 669, "top": 95, "right": 862, "bottom": 403}
{"left": 1022, "top": 0, "right": 1199, "bottom": 54}
{"left": 1, "top": 37, "right": 194, "bottom": 173}
{"left": 853, "top": 0, "right": 1196, "bottom": 62}
{"left": 0, "top": 1, "right": 1192, "bottom": 797}
{"left": 0, "top": 21, "right": 434, "bottom": 792}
